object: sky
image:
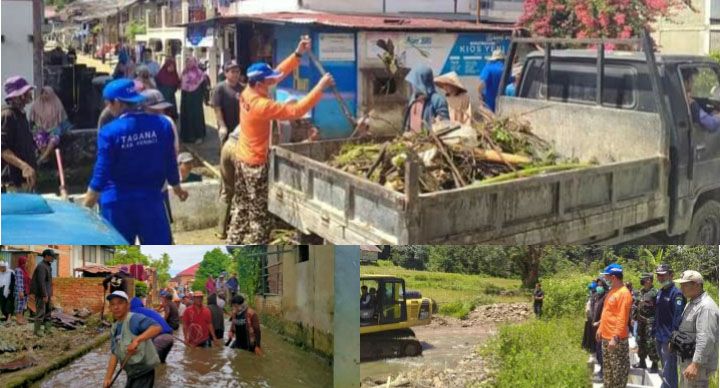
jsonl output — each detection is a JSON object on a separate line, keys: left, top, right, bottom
{"left": 140, "top": 245, "right": 225, "bottom": 276}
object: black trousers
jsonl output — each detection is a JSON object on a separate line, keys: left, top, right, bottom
{"left": 126, "top": 369, "right": 155, "bottom": 388}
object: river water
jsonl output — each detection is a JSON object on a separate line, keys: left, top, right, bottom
{"left": 35, "top": 326, "right": 332, "bottom": 388}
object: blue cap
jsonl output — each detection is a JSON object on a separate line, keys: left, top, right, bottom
{"left": 601, "top": 263, "right": 623, "bottom": 276}
{"left": 588, "top": 281, "right": 597, "bottom": 289}
{"left": 246, "top": 62, "right": 283, "bottom": 82}
{"left": 103, "top": 78, "right": 146, "bottom": 104}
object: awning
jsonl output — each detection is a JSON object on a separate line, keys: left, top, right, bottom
{"left": 178, "top": 11, "right": 514, "bottom": 33}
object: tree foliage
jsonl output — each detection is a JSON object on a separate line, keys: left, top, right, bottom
{"left": 387, "top": 245, "right": 719, "bottom": 287}
{"left": 109, "top": 246, "right": 173, "bottom": 288}
{"left": 232, "top": 246, "right": 265, "bottom": 305}
{"left": 520, "top": 0, "right": 689, "bottom": 39}
{"left": 192, "top": 248, "right": 234, "bottom": 291}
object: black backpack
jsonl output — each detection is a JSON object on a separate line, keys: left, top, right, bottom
{"left": 669, "top": 330, "right": 696, "bottom": 361}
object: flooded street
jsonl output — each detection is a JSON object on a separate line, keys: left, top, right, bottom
{"left": 35, "top": 325, "right": 332, "bottom": 388}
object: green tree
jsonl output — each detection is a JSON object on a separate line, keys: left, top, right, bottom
{"left": 233, "top": 246, "right": 264, "bottom": 304}
{"left": 109, "top": 246, "right": 150, "bottom": 266}
{"left": 151, "top": 253, "right": 172, "bottom": 288}
{"left": 192, "top": 248, "right": 233, "bottom": 291}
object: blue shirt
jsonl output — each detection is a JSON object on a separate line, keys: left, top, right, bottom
{"left": 505, "top": 83, "right": 517, "bottom": 97}
{"left": 698, "top": 106, "right": 720, "bottom": 132}
{"left": 654, "top": 284, "right": 686, "bottom": 343}
{"left": 130, "top": 297, "right": 173, "bottom": 335}
{"left": 480, "top": 60, "right": 505, "bottom": 112}
{"left": 89, "top": 111, "right": 179, "bottom": 204}
{"left": 110, "top": 312, "right": 158, "bottom": 354}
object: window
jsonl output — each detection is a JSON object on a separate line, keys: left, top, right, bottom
{"left": 373, "top": 77, "right": 398, "bottom": 96}
{"left": 522, "top": 59, "right": 638, "bottom": 109}
{"left": 679, "top": 65, "right": 720, "bottom": 129}
{"left": 298, "top": 245, "right": 310, "bottom": 263}
{"left": 82, "top": 246, "right": 97, "bottom": 264}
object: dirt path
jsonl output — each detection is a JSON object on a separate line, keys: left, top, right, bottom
{"left": 361, "top": 303, "right": 531, "bottom": 388}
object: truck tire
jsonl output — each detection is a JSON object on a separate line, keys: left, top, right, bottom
{"left": 685, "top": 200, "right": 720, "bottom": 244}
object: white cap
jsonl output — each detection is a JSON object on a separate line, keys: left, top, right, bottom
{"left": 674, "top": 270, "right": 704, "bottom": 284}
{"left": 0, "top": 261, "right": 7, "bottom": 267}
{"left": 177, "top": 152, "right": 194, "bottom": 164}
{"left": 106, "top": 290, "right": 130, "bottom": 302}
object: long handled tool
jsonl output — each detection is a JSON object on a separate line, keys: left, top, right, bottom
{"left": 107, "top": 353, "right": 131, "bottom": 388}
{"left": 305, "top": 47, "right": 358, "bottom": 132}
{"left": 55, "top": 149, "right": 68, "bottom": 199}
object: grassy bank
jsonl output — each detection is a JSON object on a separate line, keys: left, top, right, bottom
{"left": 481, "top": 317, "right": 589, "bottom": 388}
{"left": 361, "top": 261, "right": 527, "bottom": 318}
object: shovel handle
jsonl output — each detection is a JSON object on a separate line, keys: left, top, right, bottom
{"left": 305, "top": 50, "right": 356, "bottom": 129}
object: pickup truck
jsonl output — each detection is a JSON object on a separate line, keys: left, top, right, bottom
{"left": 267, "top": 33, "right": 719, "bottom": 244}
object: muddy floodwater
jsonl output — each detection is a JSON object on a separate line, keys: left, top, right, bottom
{"left": 360, "top": 320, "right": 498, "bottom": 382}
{"left": 35, "top": 326, "right": 332, "bottom": 388}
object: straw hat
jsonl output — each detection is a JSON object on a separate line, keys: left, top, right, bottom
{"left": 434, "top": 72, "right": 467, "bottom": 93}
{"left": 489, "top": 48, "right": 505, "bottom": 61}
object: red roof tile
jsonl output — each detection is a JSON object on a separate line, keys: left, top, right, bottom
{"left": 176, "top": 263, "right": 201, "bottom": 277}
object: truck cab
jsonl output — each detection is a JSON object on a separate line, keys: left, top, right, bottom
{"left": 508, "top": 44, "right": 720, "bottom": 243}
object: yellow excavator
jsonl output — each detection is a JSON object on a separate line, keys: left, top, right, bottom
{"left": 360, "top": 275, "right": 435, "bottom": 361}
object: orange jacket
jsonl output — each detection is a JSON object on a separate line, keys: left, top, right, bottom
{"left": 598, "top": 285, "right": 633, "bottom": 340}
{"left": 236, "top": 53, "right": 324, "bottom": 165}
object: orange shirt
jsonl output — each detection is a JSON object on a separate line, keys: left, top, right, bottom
{"left": 598, "top": 285, "right": 633, "bottom": 340}
{"left": 236, "top": 53, "right": 325, "bottom": 166}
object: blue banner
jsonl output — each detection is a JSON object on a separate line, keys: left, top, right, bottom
{"left": 441, "top": 34, "right": 510, "bottom": 76}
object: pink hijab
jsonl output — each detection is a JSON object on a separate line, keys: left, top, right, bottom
{"left": 181, "top": 57, "right": 205, "bottom": 92}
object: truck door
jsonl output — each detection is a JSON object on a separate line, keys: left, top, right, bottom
{"left": 679, "top": 64, "right": 720, "bottom": 195}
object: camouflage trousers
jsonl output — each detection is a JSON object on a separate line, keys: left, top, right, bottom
{"left": 637, "top": 319, "right": 659, "bottom": 364}
{"left": 602, "top": 338, "right": 630, "bottom": 388}
{"left": 226, "top": 160, "right": 271, "bottom": 244}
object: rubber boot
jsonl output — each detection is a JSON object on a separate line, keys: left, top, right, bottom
{"left": 33, "top": 320, "right": 44, "bottom": 337}
{"left": 215, "top": 201, "right": 232, "bottom": 240}
{"left": 43, "top": 321, "right": 53, "bottom": 335}
{"left": 649, "top": 362, "right": 658, "bottom": 373}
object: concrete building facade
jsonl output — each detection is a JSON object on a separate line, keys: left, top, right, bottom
{"left": 654, "top": 0, "right": 720, "bottom": 55}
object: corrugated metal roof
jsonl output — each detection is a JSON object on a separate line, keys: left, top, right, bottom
{"left": 75, "top": 263, "right": 157, "bottom": 274}
{"left": 184, "top": 11, "right": 514, "bottom": 32}
{"left": 360, "top": 245, "right": 381, "bottom": 252}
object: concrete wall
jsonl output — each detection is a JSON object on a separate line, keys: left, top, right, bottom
{"left": 254, "top": 245, "right": 335, "bottom": 356}
{"left": 1, "top": 0, "right": 35, "bottom": 100}
{"left": 654, "top": 0, "right": 711, "bottom": 55}
{"left": 168, "top": 179, "right": 223, "bottom": 232}
{"left": 333, "top": 246, "right": 360, "bottom": 388}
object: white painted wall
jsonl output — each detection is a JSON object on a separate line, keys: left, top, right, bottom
{"left": 227, "top": 0, "right": 300, "bottom": 15}
{"left": 1, "top": 0, "right": 35, "bottom": 100}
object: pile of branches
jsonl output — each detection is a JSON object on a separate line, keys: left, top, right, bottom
{"left": 330, "top": 108, "right": 585, "bottom": 194}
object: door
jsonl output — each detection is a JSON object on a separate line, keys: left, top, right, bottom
{"left": 360, "top": 278, "right": 408, "bottom": 326}
{"left": 679, "top": 64, "right": 720, "bottom": 194}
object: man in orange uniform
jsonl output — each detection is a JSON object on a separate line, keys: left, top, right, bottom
{"left": 227, "top": 37, "right": 335, "bottom": 244}
{"left": 596, "top": 263, "right": 633, "bottom": 388}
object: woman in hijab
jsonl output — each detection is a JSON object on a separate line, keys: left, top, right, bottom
{"left": 403, "top": 65, "right": 450, "bottom": 133}
{"left": 179, "top": 57, "right": 207, "bottom": 144}
{"left": 134, "top": 65, "right": 156, "bottom": 91}
{"left": 434, "top": 71, "right": 472, "bottom": 126}
{"left": 155, "top": 58, "right": 181, "bottom": 119}
{"left": 0, "top": 261, "right": 15, "bottom": 323}
{"left": 14, "top": 257, "right": 30, "bottom": 324}
{"left": 30, "top": 86, "right": 71, "bottom": 164}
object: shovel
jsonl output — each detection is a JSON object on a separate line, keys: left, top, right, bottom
{"left": 55, "top": 149, "right": 69, "bottom": 200}
{"left": 304, "top": 43, "right": 357, "bottom": 133}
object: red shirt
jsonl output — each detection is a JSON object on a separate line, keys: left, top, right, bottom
{"left": 182, "top": 304, "right": 212, "bottom": 346}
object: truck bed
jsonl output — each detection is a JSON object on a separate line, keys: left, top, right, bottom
{"left": 268, "top": 140, "right": 668, "bottom": 244}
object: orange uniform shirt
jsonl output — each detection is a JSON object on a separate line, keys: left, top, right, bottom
{"left": 236, "top": 53, "right": 324, "bottom": 166}
{"left": 598, "top": 285, "right": 633, "bottom": 340}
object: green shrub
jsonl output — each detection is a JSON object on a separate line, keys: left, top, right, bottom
{"left": 482, "top": 317, "right": 590, "bottom": 388}
{"left": 484, "top": 284, "right": 504, "bottom": 295}
{"left": 134, "top": 281, "right": 148, "bottom": 297}
{"left": 438, "top": 295, "right": 495, "bottom": 319}
{"left": 376, "top": 260, "right": 395, "bottom": 267}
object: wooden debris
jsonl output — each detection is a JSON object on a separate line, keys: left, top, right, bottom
{"left": 0, "top": 355, "right": 37, "bottom": 372}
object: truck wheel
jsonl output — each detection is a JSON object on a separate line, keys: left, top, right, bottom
{"left": 404, "top": 341, "right": 422, "bottom": 357}
{"left": 685, "top": 200, "right": 720, "bottom": 244}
